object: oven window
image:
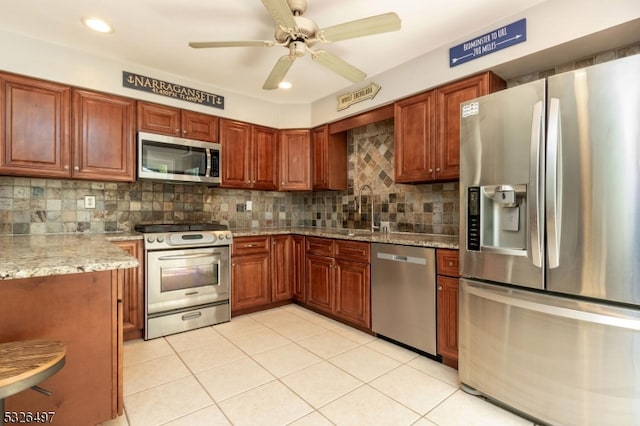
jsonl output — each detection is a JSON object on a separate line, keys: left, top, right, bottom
{"left": 160, "top": 264, "right": 219, "bottom": 292}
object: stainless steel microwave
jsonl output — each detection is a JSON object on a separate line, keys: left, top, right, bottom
{"left": 137, "top": 132, "right": 221, "bottom": 184}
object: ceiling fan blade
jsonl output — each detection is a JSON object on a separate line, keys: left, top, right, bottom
{"left": 263, "top": 55, "right": 296, "bottom": 90}
{"left": 311, "top": 50, "right": 366, "bottom": 83}
{"left": 189, "top": 41, "right": 275, "bottom": 49}
{"left": 318, "top": 12, "right": 401, "bottom": 43}
{"left": 261, "top": 0, "right": 296, "bottom": 31}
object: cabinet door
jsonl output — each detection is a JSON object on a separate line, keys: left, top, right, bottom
{"left": 437, "top": 275, "right": 459, "bottom": 368}
{"left": 306, "top": 254, "right": 334, "bottom": 314}
{"left": 292, "top": 235, "right": 306, "bottom": 302}
{"left": 394, "top": 90, "right": 435, "bottom": 183}
{"left": 311, "top": 125, "right": 347, "bottom": 190}
{"left": 72, "top": 89, "right": 136, "bottom": 181}
{"left": 252, "top": 125, "right": 278, "bottom": 190}
{"left": 279, "top": 129, "right": 311, "bottom": 191}
{"left": 231, "top": 252, "right": 271, "bottom": 313}
{"left": 0, "top": 73, "right": 71, "bottom": 177}
{"left": 334, "top": 259, "right": 371, "bottom": 329}
{"left": 112, "top": 240, "right": 144, "bottom": 341}
{"left": 435, "top": 73, "right": 504, "bottom": 180}
{"left": 220, "top": 119, "right": 251, "bottom": 188}
{"left": 181, "top": 109, "right": 219, "bottom": 142}
{"left": 137, "top": 101, "right": 181, "bottom": 136}
{"left": 271, "top": 235, "right": 293, "bottom": 302}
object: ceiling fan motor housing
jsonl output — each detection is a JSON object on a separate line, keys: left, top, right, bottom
{"left": 274, "top": 15, "right": 318, "bottom": 45}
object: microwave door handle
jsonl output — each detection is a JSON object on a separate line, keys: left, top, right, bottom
{"left": 158, "top": 253, "right": 219, "bottom": 261}
{"left": 205, "top": 149, "right": 212, "bottom": 177}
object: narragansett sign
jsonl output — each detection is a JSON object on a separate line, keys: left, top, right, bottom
{"left": 123, "top": 71, "right": 224, "bottom": 109}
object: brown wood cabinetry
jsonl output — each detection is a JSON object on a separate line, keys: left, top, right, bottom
{"left": 137, "top": 101, "right": 219, "bottom": 142}
{"left": 279, "top": 129, "right": 311, "bottom": 191}
{"left": 1, "top": 271, "right": 123, "bottom": 425}
{"left": 112, "top": 240, "right": 144, "bottom": 341}
{"left": 72, "top": 89, "right": 136, "bottom": 182}
{"left": 311, "top": 125, "right": 347, "bottom": 190}
{"left": 436, "top": 249, "right": 460, "bottom": 369}
{"left": 291, "top": 235, "right": 306, "bottom": 302}
{"left": 395, "top": 72, "right": 505, "bottom": 183}
{"left": 219, "top": 118, "right": 278, "bottom": 190}
{"left": 271, "top": 235, "right": 294, "bottom": 302}
{"left": 231, "top": 236, "right": 271, "bottom": 313}
{"left": 305, "top": 237, "right": 371, "bottom": 329}
{"left": 0, "top": 73, "right": 71, "bottom": 178}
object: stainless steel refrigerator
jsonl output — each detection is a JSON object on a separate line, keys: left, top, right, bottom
{"left": 459, "top": 54, "right": 640, "bottom": 425}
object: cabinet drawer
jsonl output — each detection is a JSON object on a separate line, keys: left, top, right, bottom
{"left": 335, "top": 240, "right": 370, "bottom": 263}
{"left": 306, "top": 237, "right": 334, "bottom": 257}
{"left": 232, "top": 236, "right": 270, "bottom": 256}
{"left": 437, "top": 249, "right": 459, "bottom": 277}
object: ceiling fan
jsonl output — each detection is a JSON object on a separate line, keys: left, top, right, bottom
{"left": 188, "top": 0, "right": 401, "bottom": 90}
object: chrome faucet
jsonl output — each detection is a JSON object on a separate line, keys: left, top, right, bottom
{"left": 358, "top": 184, "right": 379, "bottom": 232}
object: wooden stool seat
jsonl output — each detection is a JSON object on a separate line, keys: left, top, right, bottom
{"left": 0, "top": 340, "right": 66, "bottom": 425}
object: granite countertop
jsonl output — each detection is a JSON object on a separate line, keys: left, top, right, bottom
{"left": 0, "top": 227, "right": 457, "bottom": 281}
{"left": 233, "top": 227, "right": 459, "bottom": 249}
{"left": 0, "top": 233, "right": 140, "bottom": 280}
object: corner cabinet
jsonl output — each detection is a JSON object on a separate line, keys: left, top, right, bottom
{"left": 395, "top": 71, "right": 505, "bottom": 183}
{"left": 0, "top": 73, "right": 71, "bottom": 178}
{"left": 72, "top": 89, "right": 136, "bottom": 181}
{"left": 219, "top": 119, "right": 278, "bottom": 190}
{"left": 306, "top": 237, "right": 371, "bottom": 329}
{"left": 137, "top": 101, "right": 219, "bottom": 142}
{"left": 279, "top": 129, "right": 311, "bottom": 191}
{"left": 311, "top": 125, "right": 347, "bottom": 190}
{"left": 436, "top": 249, "right": 459, "bottom": 369}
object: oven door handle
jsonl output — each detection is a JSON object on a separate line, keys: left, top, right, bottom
{"left": 157, "top": 253, "right": 219, "bottom": 261}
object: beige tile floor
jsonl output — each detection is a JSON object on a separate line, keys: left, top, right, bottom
{"left": 102, "top": 304, "right": 533, "bottom": 426}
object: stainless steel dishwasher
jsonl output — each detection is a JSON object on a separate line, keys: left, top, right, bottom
{"left": 371, "top": 243, "right": 437, "bottom": 355}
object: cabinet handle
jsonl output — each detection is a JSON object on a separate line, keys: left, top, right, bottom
{"left": 429, "top": 168, "right": 433, "bottom": 173}
{"left": 74, "top": 166, "right": 79, "bottom": 171}
{"left": 175, "top": 129, "right": 180, "bottom": 134}
{"left": 183, "top": 129, "right": 187, "bottom": 134}
{"left": 438, "top": 286, "right": 443, "bottom": 291}
{"left": 64, "top": 165, "right": 69, "bottom": 170}
{"left": 436, "top": 167, "right": 441, "bottom": 172}
{"left": 448, "top": 261, "right": 454, "bottom": 267}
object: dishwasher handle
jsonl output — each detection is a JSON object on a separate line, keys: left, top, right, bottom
{"left": 376, "top": 252, "right": 427, "bottom": 265}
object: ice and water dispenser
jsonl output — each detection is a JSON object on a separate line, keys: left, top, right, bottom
{"left": 467, "top": 184, "right": 528, "bottom": 254}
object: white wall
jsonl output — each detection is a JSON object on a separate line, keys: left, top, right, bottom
{"left": 310, "top": 0, "right": 640, "bottom": 126}
{"left": 1, "top": 0, "right": 638, "bottom": 129}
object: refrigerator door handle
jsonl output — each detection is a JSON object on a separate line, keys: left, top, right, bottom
{"left": 546, "top": 98, "right": 563, "bottom": 269}
{"left": 529, "top": 101, "right": 544, "bottom": 268}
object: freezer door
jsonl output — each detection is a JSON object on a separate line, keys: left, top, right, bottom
{"left": 460, "top": 80, "right": 545, "bottom": 289}
{"left": 459, "top": 279, "right": 640, "bottom": 426}
{"left": 546, "top": 54, "right": 640, "bottom": 305}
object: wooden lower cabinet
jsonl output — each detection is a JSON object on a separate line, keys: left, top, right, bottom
{"left": 436, "top": 249, "right": 460, "bottom": 369}
{"left": 305, "top": 237, "right": 371, "bottom": 329}
{"left": 112, "top": 240, "right": 144, "bottom": 341}
{"left": 0, "top": 271, "right": 123, "bottom": 425}
{"left": 231, "top": 250, "right": 271, "bottom": 312}
{"left": 271, "top": 235, "right": 293, "bottom": 302}
{"left": 291, "top": 235, "right": 306, "bottom": 302}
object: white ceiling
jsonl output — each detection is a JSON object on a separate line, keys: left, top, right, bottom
{"left": 1, "top": 0, "right": 549, "bottom": 104}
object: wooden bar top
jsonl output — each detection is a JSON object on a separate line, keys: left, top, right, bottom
{"left": 0, "top": 340, "right": 66, "bottom": 398}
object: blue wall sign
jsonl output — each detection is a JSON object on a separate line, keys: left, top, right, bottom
{"left": 449, "top": 18, "right": 526, "bottom": 67}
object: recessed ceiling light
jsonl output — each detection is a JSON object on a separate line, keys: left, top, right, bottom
{"left": 278, "top": 81, "right": 292, "bottom": 89}
{"left": 82, "top": 17, "right": 113, "bottom": 33}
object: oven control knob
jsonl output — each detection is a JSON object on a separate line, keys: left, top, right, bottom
{"left": 147, "top": 236, "right": 155, "bottom": 243}
{"left": 225, "top": 233, "right": 232, "bottom": 240}
{"left": 157, "top": 236, "right": 164, "bottom": 243}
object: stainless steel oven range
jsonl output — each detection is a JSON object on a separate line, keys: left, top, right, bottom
{"left": 135, "top": 223, "right": 232, "bottom": 340}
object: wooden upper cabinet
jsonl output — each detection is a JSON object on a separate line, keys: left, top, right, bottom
{"left": 219, "top": 119, "right": 277, "bottom": 190}
{"left": 0, "top": 73, "right": 71, "bottom": 177}
{"left": 137, "top": 101, "right": 218, "bottom": 142}
{"left": 72, "top": 89, "right": 136, "bottom": 181}
{"left": 395, "top": 71, "right": 505, "bottom": 183}
{"left": 435, "top": 72, "right": 506, "bottom": 180}
{"left": 394, "top": 90, "right": 436, "bottom": 183}
{"left": 251, "top": 125, "right": 278, "bottom": 190}
{"left": 312, "top": 125, "right": 347, "bottom": 190}
{"left": 279, "top": 129, "right": 311, "bottom": 191}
